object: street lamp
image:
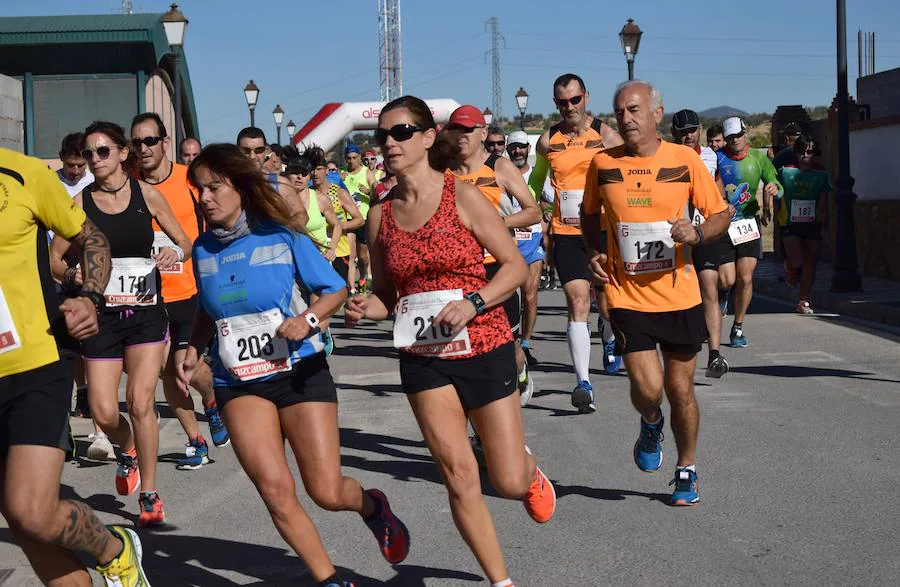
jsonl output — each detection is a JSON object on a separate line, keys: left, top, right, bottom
{"left": 515, "top": 87, "right": 529, "bottom": 130}
{"left": 243, "top": 80, "right": 259, "bottom": 128}
{"left": 286, "top": 119, "right": 296, "bottom": 144}
{"left": 619, "top": 18, "right": 643, "bottom": 81}
{"left": 483, "top": 108, "right": 493, "bottom": 126}
{"left": 831, "top": 0, "right": 862, "bottom": 292}
{"left": 273, "top": 104, "right": 284, "bottom": 145}
{"left": 162, "top": 3, "right": 188, "bottom": 161}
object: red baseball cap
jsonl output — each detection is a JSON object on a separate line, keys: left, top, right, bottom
{"left": 448, "top": 105, "right": 486, "bottom": 128}
{"left": 364, "top": 150, "right": 377, "bottom": 158}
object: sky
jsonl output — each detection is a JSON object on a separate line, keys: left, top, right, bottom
{"left": 6, "top": 0, "right": 900, "bottom": 144}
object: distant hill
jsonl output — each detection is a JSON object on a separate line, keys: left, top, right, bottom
{"left": 698, "top": 105, "right": 749, "bottom": 118}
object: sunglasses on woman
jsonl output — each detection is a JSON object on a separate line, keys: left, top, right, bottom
{"left": 80, "top": 146, "right": 115, "bottom": 160}
{"left": 131, "top": 136, "right": 164, "bottom": 148}
{"left": 375, "top": 124, "right": 426, "bottom": 146}
{"left": 553, "top": 94, "right": 584, "bottom": 108}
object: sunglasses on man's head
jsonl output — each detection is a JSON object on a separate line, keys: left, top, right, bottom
{"left": 240, "top": 146, "right": 267, "bottom": 155}
{"left": 132, "top": 136, "right": 164, "bottom": 149}
{"left": 81, "top": 146, "right": 114, "bottom": 160}
{"left": 485, "top": 140, "right": 505, "bottom": 148}
{"left": 375, "top": 124, "right": 426, "bottom": 146}
{"left": 553, "top": 94, "right": 584, "bottom": 108}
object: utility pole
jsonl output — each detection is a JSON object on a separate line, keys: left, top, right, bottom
{"left": 486, "top": 17, "right": 504, "bottom": 123}
{"left": 378, "top": 0, "right": 403, "bottom": 101}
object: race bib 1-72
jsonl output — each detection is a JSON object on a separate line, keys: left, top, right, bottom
{"left": 393, "top": 289, "right": 472, "bottom": 358}
{"left": 616, "top": 221, "right": 676, "bottom": 275}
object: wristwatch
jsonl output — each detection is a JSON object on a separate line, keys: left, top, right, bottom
{"left": 79, "top": 290, "right": 106, "bottom": 314}
{"left": 464, "top": 292, "right": 486, "bottom": 316}
{"left": 303, "top": 311, "right": 321, "bottom": 331}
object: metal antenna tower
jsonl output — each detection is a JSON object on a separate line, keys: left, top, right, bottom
{"left": 378, "top": 0, "right": 402, "bottom": 101}
{"left": 485, "top": 17, "right": 504, "bottom": 121}
{"left": 121, "top": 0, "right": 133, "bottom": 14}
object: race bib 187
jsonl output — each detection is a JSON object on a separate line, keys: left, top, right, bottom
{"left": 105, "top": 257, "right": 159, "bottom": 307}
{"left": 393, "top": 289, "right": 472, "bottom": 358}
{"left": 217, "top": 309, "right": 292, "bottom": 382}
{"left": 790, "top": 199, "right": 816, "bottom": 223}
{"left": 728, "top": 217, "right": 760, "bottom": 246}
{"left": 0, "top": 286, "right": 22, "bottom": 355}
{"left": 616, "top": 221, "right": 676, "bottom": 275}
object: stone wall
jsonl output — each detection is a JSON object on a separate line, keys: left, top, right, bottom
{"left": 857, "top": 68, "right": 900, "bottom": 119}
{"left": 0, "top": 74, "right": 23, "bottom": 152}
{"left": 854, "top": 200, "right": 900, "bottom": 280}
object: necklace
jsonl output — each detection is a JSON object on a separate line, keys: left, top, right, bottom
{"left": 94, "top": 176, "right": 129, "bottom": 194}
{"left": 142, "top": 162, "right": 173, "bottom": 185}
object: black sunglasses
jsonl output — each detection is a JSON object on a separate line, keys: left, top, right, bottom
{"left": 446, "top": 124, "right": 479, "bottom": 133}
{"left": 375, "top": 124, "right": 426, "bottom": 146}
{"left": 554, "top": 94, "right": 585, "bottom": 108}
{"left": 485, "top": 140, "right": 505, "bottom": 148}
{"left": 240, "top": 146, "right": 267, "bottom": 155}
{"left": 131, "top": 136, "right": 165, "bottom": 148}
{"left": 363, "top": 157, "right": 377, "bottom": 162}
{"left": 81, "top": 146, "right": 114, "bottom": 160}
{"left": 726, "top": 132, "right": 746, "bottom": 140}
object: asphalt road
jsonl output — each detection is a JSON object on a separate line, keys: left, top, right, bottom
{"left": 2, "top": 291, "right": 899, "bottom": 586}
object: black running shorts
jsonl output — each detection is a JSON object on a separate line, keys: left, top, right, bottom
{"left": 0, "top": 360, "right": 73, "bottom": 456}
{"left": 350, "top": 224, "right": 368, "bottom": 246}
{"left": 165, "top": 296, "right": 197, "bottom": 351}
{"left": 399, "top": 341, "right": 517, "bottom": 411}
{"left": 609, "top": 304, "right": 706, "bottom": 356}
{"left": 215, "top": 353, "right": 337, "bottom": 410}
{"left": 332, "top": 256, "right": 350, "bottom": 282}
{"left": 781, "top": 223, "right": 823, "bottom": 241}
{"left": 485, "top": 263, "right": 521, "bottom": 336}
{"left": 82, "top": 306, "right": 169, "bottom": 360}
{"left": 692, "top": 236, "right": 731, "bottom": 272}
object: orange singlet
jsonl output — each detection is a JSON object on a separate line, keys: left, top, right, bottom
{"left": 452, "top": 152, "right": 505, "bottom": 264}
{"left": 546, "top": 118, "right": 607, "bottom": 235}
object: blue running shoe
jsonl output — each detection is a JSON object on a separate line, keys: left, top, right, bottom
{"left": 205, "top": 406, "right": 230, "bottom": 447}
{"left": 669, "top": 467, "right": 700, "bottom": 506}
{"left": 322, "top": 328, "right": 335, "bottom": 356}
{"left": 176, "top": 436, "right": 209, "bottom": 470}
{"left": 633, "top": 413, "right": 664, "bottom": 472}
{"left": 729, "top": 324, "right": 748, "bottom": 348}
{"left": 602, "top": 339, "right": 622, "bottom": 374}
{"left": 719, "top": 296, "right": 728, "bottom": 317}
{"left": 570, "top": 380, "right": 596, "bottom": 414}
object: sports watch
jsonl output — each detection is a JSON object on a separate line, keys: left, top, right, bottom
{"left": 464, "top": 292, "right": 486, "bottom": 316}
{"left": 79, "top": 290, "right": 106, "bottom": 315}
{"left": 303, "top": 312, "right": 321, "bottom": 331}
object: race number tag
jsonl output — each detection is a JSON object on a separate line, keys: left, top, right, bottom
{"left": 559, "top": 189, "right": 584, "bottom": 226}
{"left": 105, "top": 257, "right": 159, "bottom": 307}
{"left": 790, "top": 199, "right": 816, "bottom": 223}
{"left": 0, "top": 286, "right": 22, "bottom": 355}
{"left": 393, "top": 289, "right": 471, "bottom": 358}
{"left": 217, "top": 309, "right": 292, "bottom": 382}
{"left": 728, "top": 218, "right": 761, "bottom": 246}
{"left": 616, "top": 221, "right": 676, "bottom": 275}
{"left": 692, "top": 208, "right": 706, "bottom": 226}
{"left": 514, "top": 228, "right": 534, "bottom": 242}
{"left": 151, "top": 231, "right": 183, "bottom": 274}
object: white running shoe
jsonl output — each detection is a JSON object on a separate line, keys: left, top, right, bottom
{"left": 86, "top": 432, "right": 114, "bottom": 461}
{"left": 519, "top": 372, "right": 535, "bottom": 407}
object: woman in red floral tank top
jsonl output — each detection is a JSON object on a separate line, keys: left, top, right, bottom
{"left": 345, "top": 96, "right": 556, "bottom": 587}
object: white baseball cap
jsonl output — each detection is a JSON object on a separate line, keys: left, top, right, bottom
{"left": 722, "top": 117, "right": 746, "bottom": 138}
{"left": 506, "top": 130, "right": 529, "bottom": 146}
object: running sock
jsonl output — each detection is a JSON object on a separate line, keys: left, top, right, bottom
{"left": 203, "top": 399, "right": 217, "bottom": 410}
{"left": 678, "top": 464, "right": 697, "bottom": 473}
{"left": 319, "top": 574, "right": 344, "bottom": 587}
{"left": 733, "top": 322, "right": 743, "bottom": 330}
{"left": 643, "top": 411, "right": 662, "bottom": 426}
{"left": 492, "top": 580, "right": 514, "bottom": 587}
{"left": 709, "top": 349, "right": 720, "bottom": 362}
{"left": 566, "top": 321, "right": 591, "bottom": 383}
{"left": 598, "top": 315, "right": 616, "bottom": 344}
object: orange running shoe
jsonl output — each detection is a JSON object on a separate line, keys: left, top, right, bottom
{"left": 524, "top": 466, "right": 556, "bottom": 524}
{"left": 138, "top": 492, "right": 165, "bottom": 527}
{"left": 115, "top": 449, "right": 140, "bottom": 496}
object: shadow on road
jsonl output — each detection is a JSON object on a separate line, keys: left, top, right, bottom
{"left": 343, "top": 564, "right": 483, "bottom": 586}
{"left": 338, "top": 382, "right": 404, "bottom": 397}
{"left": 730, "top": 365, "right": 900, "bottom": 384}
{"left": 553, "top": 481, "right": 669, "bottom": 505}
{"left": 334, "top": 344, "right": 398, "bottom": 359}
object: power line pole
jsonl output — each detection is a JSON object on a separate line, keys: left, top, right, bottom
{"left": 378, "top": 0, "right": 402, "bottom": 102}
{"left": 485, "top": 17, "right": 504, "bottom": 122}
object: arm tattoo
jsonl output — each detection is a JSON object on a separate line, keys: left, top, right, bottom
{"left": 51, "top": 500, "right": 115, "bottom": 560}
{"left": 70, "top": 217, "right": 111, "bottom": 294}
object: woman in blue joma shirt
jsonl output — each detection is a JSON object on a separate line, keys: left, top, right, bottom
{"left": 177, "top": 144, "right": 409, "bottom": 587}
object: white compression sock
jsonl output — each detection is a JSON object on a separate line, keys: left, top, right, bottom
{"left": 492, "top": 579, "right": 514, "bottom": 587}
{"left": 567, "top": 321, "right": 591, "bottom": 383}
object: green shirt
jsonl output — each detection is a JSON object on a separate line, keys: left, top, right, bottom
{"left": 775, "top": 166, "right": 831, "bottom": 226}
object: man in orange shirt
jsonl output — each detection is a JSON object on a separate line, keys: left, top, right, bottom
{"left": 131, "top": 113, "right": 229, "bottom": 470}
{"left": 582, "top": 81, "right": 731, "bottom": 506}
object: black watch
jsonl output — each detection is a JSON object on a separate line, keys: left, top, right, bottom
{"left": 79, "top": 291, "right": 106, "bottom": 314}
{"left": 464, "top": 292, "right": 486, "bottom": 316}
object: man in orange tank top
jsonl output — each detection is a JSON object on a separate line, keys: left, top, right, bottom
{"left": 528, "top": 73, "right": 623, "bottom": 414}
{"left": 132, "top": 113, "right": 230, "bottom": 469}
{"left": 582, "top": 81, "right": 731, "bottom": 506}
{"left": 448, "top": 105, "right": 542, "bottom": 406}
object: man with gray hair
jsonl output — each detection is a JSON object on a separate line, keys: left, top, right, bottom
{"left": 582, "top": 80, "right": 732, "bottom": 505}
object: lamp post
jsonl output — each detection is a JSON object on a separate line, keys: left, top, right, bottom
{"left": 619, "top": 18, "right": 643, "bottom": 81}
{"left": 273, "top": 104, "right": 284, "bottom": 145}
{"left": 243, "top": 80, "right": 259, "bottom": 128}
{"left": 162, "top": 3, "right": 188, "bottom": 161}
{"left": 831, "top": 0, "right": 862, "bottom": 292}
{"left": 515, "top": 87, "right": 529, "bottom": 131}
{"left": 286, "top": 119, "right": 296, "bottom": 144}
{"left": 483, "top": 108, "right": 493, "bottom": 126}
